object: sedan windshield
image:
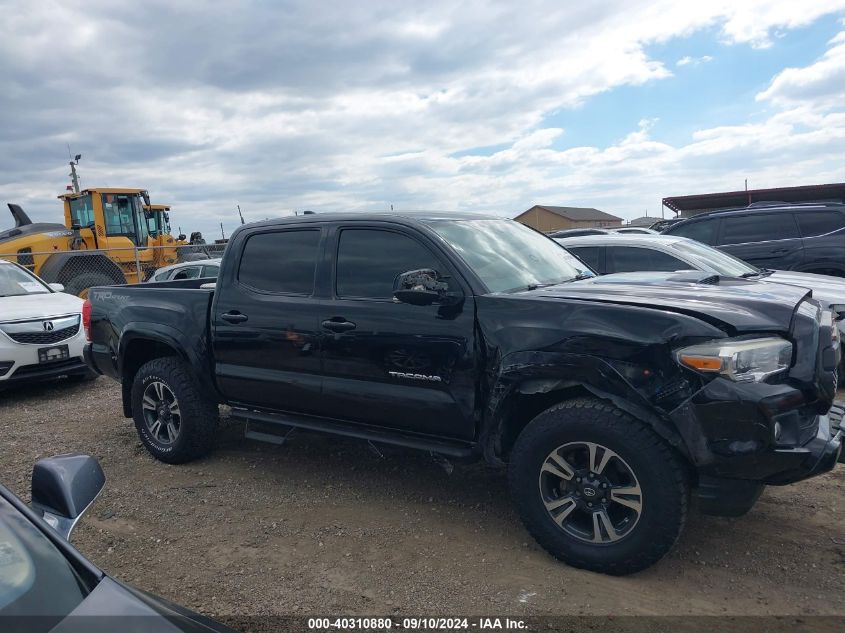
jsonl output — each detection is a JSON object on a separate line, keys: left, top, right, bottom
{"left": 426, "top": 219, "right": 592, "bottom": 293}
{"left": 666, "top": 240, "right": 760, "bottom": 277}
{"left": 0, "top": 264, "right": 50, "bottom": 298}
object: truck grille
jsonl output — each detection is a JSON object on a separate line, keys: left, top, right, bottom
{"left": 7, "top": 323, "right": 80, "bottom": 345}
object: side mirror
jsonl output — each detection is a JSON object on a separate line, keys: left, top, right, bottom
{"left": 178, "top": 234, "right": 186, "bottom": 241}
{"left": 48, "top": 283, "right": 65, "bottom": 292}
{"left": 393, "top": 268, "right": 450, "bottom": 306}
{"left": 31, "top": 454, "right": 105, "bottom": 540}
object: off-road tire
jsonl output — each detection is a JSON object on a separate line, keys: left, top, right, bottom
{"left": 509, "top": 397, "right": 688, "bottom": 575}
{"left": 63, "top": 272, "right": 117, "bottom": 298}
{"left": 131, "top": 357, "right": 218, "bottom": 464}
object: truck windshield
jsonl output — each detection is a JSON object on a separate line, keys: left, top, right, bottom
{"left": 0, "top": 263, "right": 50, "bottom": 297}
{"left": 426, "top": 219, "right": 592, "bottom": 293}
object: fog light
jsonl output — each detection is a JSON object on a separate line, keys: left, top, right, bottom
{"left": 773, "top": 421, "right": 782, "bottom": 441}
{"left": 0, "top": 361, "right": 13, "bottom": 377}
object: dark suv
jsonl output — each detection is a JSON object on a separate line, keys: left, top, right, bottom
{"left": 663, "top": 202, "right": 845, "bottom": 276}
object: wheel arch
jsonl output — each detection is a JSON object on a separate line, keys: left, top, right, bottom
{"left": 483, "top": 352, "right": 690, "bottom": 466}
{"left": 118, "top": 326, "right": 216, "bottom": 418}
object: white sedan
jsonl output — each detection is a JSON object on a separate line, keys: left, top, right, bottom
{"left": 0, "top": 260, "right": 94, "bottom": 387}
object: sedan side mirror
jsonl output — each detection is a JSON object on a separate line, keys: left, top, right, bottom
{"left": 393, "top": 268, "right": 455, "bottom": 306}
{"left": 31, "top": 454, "right": 105, "bottom": 540}
{"left": 48, "top": 283, "right": 64, "bottom": 292}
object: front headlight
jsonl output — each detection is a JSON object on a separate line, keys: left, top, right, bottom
{"left": 676, "top": 337, "right": 793, "bottom": 383}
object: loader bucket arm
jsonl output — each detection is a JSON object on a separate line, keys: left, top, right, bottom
{"left": 7, "top": 203, "right": 33, "bottom": 227}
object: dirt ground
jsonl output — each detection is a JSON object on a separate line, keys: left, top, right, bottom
{"left": 1, "top": 377, "right": 844, "bottom": 623}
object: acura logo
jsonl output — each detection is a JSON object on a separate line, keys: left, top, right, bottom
{"left": 43, "top": 321, "right": 54, "bottom": 331}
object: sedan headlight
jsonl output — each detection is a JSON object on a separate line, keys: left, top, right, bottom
{"left": 676, "top": 337, "right": 792, "bottom": 383}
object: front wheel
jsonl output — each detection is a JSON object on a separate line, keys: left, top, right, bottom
{"left": 131, "top": 357, "right": 218, "bottom": 464}
{"left": 509, "top": 397, "right": 688, "bottom": 575}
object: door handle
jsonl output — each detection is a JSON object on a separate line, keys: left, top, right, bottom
{"left": 322, "top": 318, "right": 356, "bottom": 333}
{"left": 771, "top": 248, "right": 789, "bottom": 254}
{"left": 221, "top": 311, "right": 248, "bottom": 323}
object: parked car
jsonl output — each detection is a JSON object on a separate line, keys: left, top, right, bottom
{"left": 548, "top": 227, "right": 611, "bottom": 238}
{"left": 557, "top": 233, "right": 845, "bottom": 373}
{"left": 0, "top": 259, "right": 95, "bottom": 387}
{"left": 148, "top": 258, "right": 222, "bottom": 282}
{"left": 614, "top": 227, "right": 658, "bottom": 235}
{"left": 85, "top": 212, "right": 843, "bottom": 575}
{"left": 0, "top": 454, "right": 236, "bottom": 632}
{"left": 649, "top": 217, "right": 683, "bottom": 232}
{"left": 663, "top": 202, "right": 845, "bottom": 276}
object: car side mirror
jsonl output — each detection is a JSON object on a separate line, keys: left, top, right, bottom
{"left": 48, "top": 283, "right": 64, "bottom": 292}
{"left": 31, "top": 454, "right": 105, "bottom": 540}
{"left": 393, "top": 268, "right": 455, "bottom": 306}
{"left": 178, "top": 234, "right": 186, "bottom": 241}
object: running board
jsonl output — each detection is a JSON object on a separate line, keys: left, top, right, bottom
{"left": 232, "top": 408, "right": 477, "bottom": 458}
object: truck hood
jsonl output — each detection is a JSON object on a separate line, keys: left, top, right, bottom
{"left": 522, "top": 271, "right": 812, "bottom": 332}
{"left": 0, "top": 291, "right": 84, "bottom": 322}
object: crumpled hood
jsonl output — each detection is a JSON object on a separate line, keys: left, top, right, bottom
{"left": 520, "top": 271, "right": 812, "bottom": 332}
{"left": 0, "top": 291, "right": 83, "bottom": 322}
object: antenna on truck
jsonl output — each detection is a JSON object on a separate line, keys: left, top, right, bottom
{"left": 237, "top": 204, "right": 245, "bottom": 225}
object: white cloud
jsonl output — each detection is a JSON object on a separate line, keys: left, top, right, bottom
{"left": 1, "top": 0, "right": 845, "bottom": 237}
{"left": 676, "top": 55, "right": 714, "bottom": 66}
{"left": 756, "top": 30, "right": 845, "bottom": 108}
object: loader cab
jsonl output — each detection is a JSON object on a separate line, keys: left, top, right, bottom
{"left": 145, "top": 204, "right": 172, "bottom": 239}
{"left": 59, "top": 188, "right": 153, "bottom": 283}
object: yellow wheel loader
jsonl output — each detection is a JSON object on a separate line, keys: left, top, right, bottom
{"left": 1, "top": 188, "right": 165, "bottom": 297}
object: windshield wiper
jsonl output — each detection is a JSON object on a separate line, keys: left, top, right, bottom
{"left": 564, "top": 273, "right": 595, "bottom": 282}
{"left": 739, "top": 269, "right": 773, "bottom": 278}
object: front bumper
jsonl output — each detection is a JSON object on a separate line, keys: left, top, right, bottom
{"left": 0, "top": 325, "right": 88, "bottom": 384}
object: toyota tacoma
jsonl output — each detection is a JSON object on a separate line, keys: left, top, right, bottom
{"left": 84, "top": 212, "right": 844, "bottom": 575}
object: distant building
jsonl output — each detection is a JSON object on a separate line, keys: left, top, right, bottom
{"left": 626, "top": 216, "right": 658, "bottom": 228}
{"left": 662, "top": 183, "right": 845, "bottom": 218}
{"left": 515, "top": 205, "right": 623, "bottom": 232}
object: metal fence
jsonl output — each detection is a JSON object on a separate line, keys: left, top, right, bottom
{"left": 0, "top": 243, "right": 228, "bottom": 296}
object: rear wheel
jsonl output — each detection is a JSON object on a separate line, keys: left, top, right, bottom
{"left": 509, "top": 397, "right": 688, "bottom": 575}
{"left": 131, "top": 357, "right": 218, "bottom": 463}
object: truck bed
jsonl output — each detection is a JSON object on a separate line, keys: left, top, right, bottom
{"left": 87, "top": 278, "right": 217, "bottom": 390}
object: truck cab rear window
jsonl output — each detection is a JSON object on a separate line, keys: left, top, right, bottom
{"left": 238, "top": 230, "right": 320, "bottom": 294}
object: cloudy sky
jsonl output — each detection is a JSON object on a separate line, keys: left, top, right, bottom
{"left": 3, "top": 0, "right": 845, "bottom": 239}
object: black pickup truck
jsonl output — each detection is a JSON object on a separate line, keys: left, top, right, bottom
{"left": 84, "top": 212, "right": 844, "bottom": 575}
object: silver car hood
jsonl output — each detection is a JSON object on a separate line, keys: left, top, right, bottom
{"left": 762, "top": 270, "right": 845, "bottom": 308}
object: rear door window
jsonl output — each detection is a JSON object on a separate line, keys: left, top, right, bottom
{"left": 669, "top": 219, "right": 718, "bottom": 245}
{"left": 171, "top": 266, "right": 202, "bottom": 280}
{"left": 239, "top": 230, "right": 321, "bottom": 295}
{"left": 795, "top": 210, "right": 845, "bottom": 237}
{"left": 607, "top": 246, "right": 687, "bottom": 273}
{"left": 720, "top": 213, "right": 799, "bottom": 245}
{"left": 568, "top": 246, "right": 602, "bottom": 272}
